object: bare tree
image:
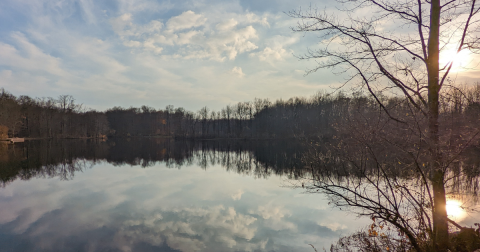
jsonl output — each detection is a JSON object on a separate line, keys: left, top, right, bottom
{"left": 198, "top": 106, "right": 210, "bottom": 137}
{"left": 289, "top": 0, "right": 480, "bottom": 251}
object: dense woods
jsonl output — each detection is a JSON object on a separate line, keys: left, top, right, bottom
{"left": 1, "top": 85, "right": 479, "bottom": 140}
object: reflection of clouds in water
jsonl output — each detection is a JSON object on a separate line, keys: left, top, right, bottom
{"left": 250, "top": 205, "right": 297, "bottom": 231}
{"left": 254, "top": 205, "right": 289, "bottom": 220}
{"left": 116, "top": 205, "right": 259, "bottom": 252}
{"left": 0, "top": 162, "right": 371, "bottom": 251}
{"left": 3, "top": 202, "right": 265, "bottom": 252}
{"left": 319, "top": 222, "right": 347, "bottom": 232}
{"left": 231, "top": 189, "right": 244, "bottom": 200}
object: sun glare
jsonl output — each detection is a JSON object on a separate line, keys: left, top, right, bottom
{"left": 446, "top": 200, "right": 466, "bottom": 220}
{"left": 440, "top": 48, "right": 472, "bottom": 72}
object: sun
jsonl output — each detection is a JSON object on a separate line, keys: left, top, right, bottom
{"left": 446, "top": 200, "right": 466, "bottom": 220}
{"left": 439, "top": 48, "right": 472, "bottom": 72}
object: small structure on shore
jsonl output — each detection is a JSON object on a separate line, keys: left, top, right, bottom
{"left": 6, "top": 138, "right": 25, "bottom": 144}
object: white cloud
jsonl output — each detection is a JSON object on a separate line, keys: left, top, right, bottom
{"left": 216, "top": 18, "right": 238, "bottom": 31}
{"left": 110, "top": 13, "right": 164, "bottom": 39}
{"left": 230, "top": 66, "right": 245, "bottom": 78}
{"left": 319, "top": 222, "right": 347, "bottom": 231}
{"left": 123, "top": 40, "right": 142, "bottom": 47}
{"left": 176, "top": 30, "right": 202, "bottom": 45}
{"left": 245, "top": 13, "right": 270, "bottom": 27}
{"left": 254, "top": 47, "right": 288, "bottom": 61}
{"left": 116, "top": 0, "right": 175, "bottom": 14}
{"left": 143, "top": 38, "right": 163, "bottom": 54}
{"left": 250, "top": 35, "right": 297, "bottom": 63}
{"left": 166, "top": 10, "right": 207, "bottom": 31}
{"left": 110, "top": 11, "right": 259, "bottom": 61}
{"left": 151, "top": 33, "right": 177, "bottom": 46}
{"left": 205, "top": 25, "right": 258, "bottom": 61}
{"left": 140, "top": 20, "right": 163, "bottom": 34}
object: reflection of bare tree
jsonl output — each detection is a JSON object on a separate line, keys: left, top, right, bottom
{"left": 18, "top": 159, "right": 91, "bottom": 181}
{"left": 299, "top": 98, "right": 480, "bottom": 251}
{"left": 288, "top": 0, "right": 480, "bottom": 248}
{"left": 1, "top": 158, "right": 92, "bottom": 187}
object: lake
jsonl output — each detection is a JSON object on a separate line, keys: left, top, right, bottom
{"left": 0, "top": 139, "right": 478, "bottom": 252}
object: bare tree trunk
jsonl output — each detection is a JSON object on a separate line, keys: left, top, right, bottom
{"left": 428, "top": 0, "right": 448, "bottom": 250}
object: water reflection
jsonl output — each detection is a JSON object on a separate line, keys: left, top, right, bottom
{"left": 446, "top": 200, "right": 467, "bottom": 221}
{"left": 0, "top": 138, "right": 479, "bottom": 252}
{"left": 0, "top": 138, "right": 308, "bottom": 186}
{"left": 1, "top": 139, "right": 354, "bottom": 252}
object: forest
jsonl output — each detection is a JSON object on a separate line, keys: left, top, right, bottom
{"left": 1, "top": 85, "right": 479, "bottom": 140}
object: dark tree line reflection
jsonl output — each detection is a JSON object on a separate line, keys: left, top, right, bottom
{"left": 2, "top": 138, "right": 479, "bottom": 190}
{"left": 0, "top": 138, "right": 310, "bottom": 186}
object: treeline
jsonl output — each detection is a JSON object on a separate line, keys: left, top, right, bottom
{"left": 1, "top": 84, "right": 479, "bottom": 139}
{"left": 0, "top": 91, "right": 108, "bottom": 139}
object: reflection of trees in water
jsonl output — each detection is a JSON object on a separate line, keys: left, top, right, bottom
{"left": 17, "top": 159, "right": 91, "bottom": 182}
{"left": 2, "top": 138, "right": 479, "bottom": 192}
{"left": 192, "top": 141, "right": 307, "bottom": 179}
{"left": 0, "top": 140, "right": 104, "bottom": 186}
{"left": 0, "top": 139, "right": 308, "bottom": 184}
{"left": 298, "top": 109, "right": 480, "bottom": 251}
{"left": 447, "top": 146, "right": 480, "bottom": 203}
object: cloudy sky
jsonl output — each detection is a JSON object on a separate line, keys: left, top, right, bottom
{"left": 0, "top": 0, "right": 478, "bottom": 111}
{"left": 0, "top": 0, "right": 337, "bottom": 111}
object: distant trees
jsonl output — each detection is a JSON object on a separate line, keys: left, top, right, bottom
{"left": 0, "top": 89, "right": 109, "bottom": 139}
{"left": 1, "top": 86, "right": 478, "bottom": 142}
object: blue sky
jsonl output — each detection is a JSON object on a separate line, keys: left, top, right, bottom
{"left": 0, "top": 0, "right": 478, "bottom": 111}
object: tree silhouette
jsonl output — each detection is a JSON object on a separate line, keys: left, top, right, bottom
{"left": 289, "top": 0, "right": 480, "bottom": 250}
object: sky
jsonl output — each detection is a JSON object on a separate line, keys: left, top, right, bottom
{"left": 0, "top": 0, "right": 478, "bottom": 111}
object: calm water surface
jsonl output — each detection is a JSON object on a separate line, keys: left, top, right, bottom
{"left": 0, "top": 139, "right": 478, "bottom": 252}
